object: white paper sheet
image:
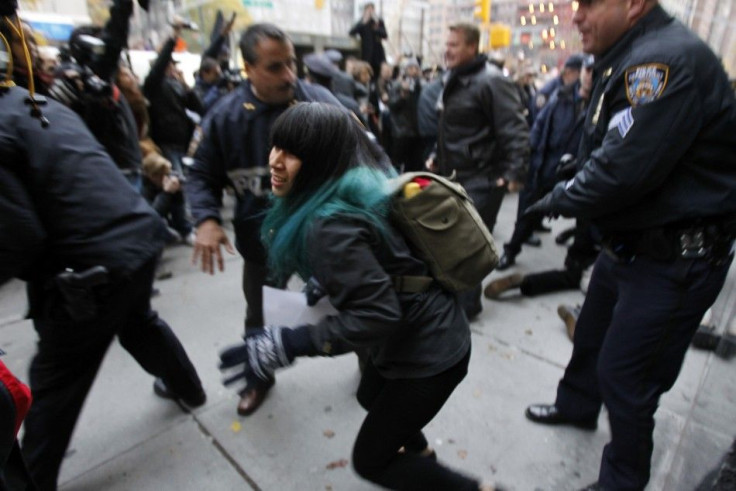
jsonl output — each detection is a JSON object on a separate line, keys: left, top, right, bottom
{"left": 263, "top": 286, "right": 338, "bottom": 326}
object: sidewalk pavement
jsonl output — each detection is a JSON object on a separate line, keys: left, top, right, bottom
{"left": 1, "top": 193, "right": 734, "bottom": 491}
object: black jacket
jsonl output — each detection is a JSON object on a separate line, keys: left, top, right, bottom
{"left": 388, "top": 77, "right": 421, "bottom": 139}
{"left": 144, "top": 37, "right": 204, "bottom": 150}
{"left": 298, "top": 216, "right": 470, "bottom": 379}
{"left": 186, "top": 80, "right": 341, "bottom": 263}
{"left": 546, "top": 5, "right": 736, "bottom": 233}
{"left": 49, "top": 0, "right": 142, "bottom": 174}
{"left": 349, "top": 18, "right": 387, "bottom": 69}
{"left": 438, "top": 56, "right": 529, "bottom": 184}
{"left": 0, "top": 87, "right": 165, "bottom": 281}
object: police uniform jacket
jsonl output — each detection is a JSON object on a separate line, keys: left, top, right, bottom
{"left": 546, "top": 5, "right": 736, "bottom": 234}
{"left": 0, "top": 87, "right": 166, "bottom": 282}
{"left": 438, "top": 55, "right": 529, "bottom": 185}
{"left": 529, "top": 81, "right": 585, "bottom": 191}
{"left": 285, "top": 215, "right": 471, "bottom": 379}
{"left": 186, "top": 80, "right": 340, "bottom": 263}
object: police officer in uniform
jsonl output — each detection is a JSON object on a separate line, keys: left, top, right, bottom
{"left": 187, "top": 23, "right": 340, "bottom": 416}
{"left": 522, "top": 0, "right": 736, "bottom": 489}
{"left": 0, "top": 3, "right": 205, "bottom": 488}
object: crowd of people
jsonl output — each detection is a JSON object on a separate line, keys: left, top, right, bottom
{"left": 2, "top": 0, "right": 736, "bottom": 489}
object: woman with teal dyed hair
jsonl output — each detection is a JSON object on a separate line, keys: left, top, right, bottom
{"left": 219, "top": 102, "right": 491, "bottom": 490}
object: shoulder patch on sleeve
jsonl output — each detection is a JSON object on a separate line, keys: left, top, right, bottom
{"left": 625, "top": 63, "right": 669, "bottom": 106}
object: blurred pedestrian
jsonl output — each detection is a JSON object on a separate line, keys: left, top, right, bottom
{"left": 428, "top": 23, "right": 529, "bottom": 320}
{"left": 497, "top": 54, "right": 590, "bottom": 271}
{"left": 388, "top": 57, "right": 423, "bottom": 172}
{"left": 349, "top": 2, "right": 387, "bottom": 80}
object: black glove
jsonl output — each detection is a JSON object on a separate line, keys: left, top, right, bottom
{"left": 555, "top": 153, "right": 578, "bottom": 182}
{"left": 523, "top": 193, "right": 556, "bottom": 220}
{"left": 219, "top": 326, "right": 295, "bottom": 390}
{"left": 304, "top": 276, "right": 327, "bottom": 307}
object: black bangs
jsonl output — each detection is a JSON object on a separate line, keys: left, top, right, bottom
{"left": 270, "top": 103, "right": 364, "bottom": 195}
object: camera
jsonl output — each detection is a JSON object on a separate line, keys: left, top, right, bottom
{"left": 80, "top": 65, "right": 112, "bottom": 98}
{"left": 219, "top": 68, "right": 243, "bottom": 89}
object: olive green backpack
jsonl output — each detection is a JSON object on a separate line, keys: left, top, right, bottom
{"left": 388, "top": 172, "right": 500, "bottom": 293}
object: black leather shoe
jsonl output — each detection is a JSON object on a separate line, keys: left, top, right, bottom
{"left": 153, "top": 378, "right": 206, "bottom": 410}
{"left": 534, "top": 223, "right": 552, "bottom": 233}
{"left": 237, "top": 377, "right": 275, "bottom": 416}
{"left": 524, "top": 235, "right": 542, "bottom": 247}
{"left": 525, "top": 404, "right": 597, "bottom": 430}
{"left": 496, "top": 253, "right": 516, "bottom": 271}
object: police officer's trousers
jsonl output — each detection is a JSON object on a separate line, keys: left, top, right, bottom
{"left": 555, "top": 252, "right": 732, "bottom": 490}
{"left": 21, "top": 256, "right": 203, "bottom": 491}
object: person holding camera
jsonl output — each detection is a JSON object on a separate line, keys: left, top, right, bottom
{"left": 349, "top": 2, "right": 387, "bottom": 81}
{"left": 141, "top": 151, "right": 194, "bottom": 245}
{"left": 144, "top": 20, "right": 204, "bottom": 176}
{"left": 47, "top": 0, "right": 143, "bottom": 191}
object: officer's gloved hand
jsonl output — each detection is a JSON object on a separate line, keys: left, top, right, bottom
{"left": 555, "top": 153, "right": 578, "bottom": 182}
{"left": 219, "top": 326, "right": 295, "bottom": 391}
{"left": 523, "top": 192, "right": 556, "bottom": 220}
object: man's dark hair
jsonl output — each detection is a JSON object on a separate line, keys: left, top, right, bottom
{"left": 199, "top": 56, "right": 219, "bottom": 74}
{"left": 239, "top": 23, "right": 290, "bottom": 65}
{"left": 449, "top": 23, "right": 480, "bottom": 52}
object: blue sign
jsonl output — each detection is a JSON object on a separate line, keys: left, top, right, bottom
{"left": 27, "top": 20, "right": 75, "bottom": 42}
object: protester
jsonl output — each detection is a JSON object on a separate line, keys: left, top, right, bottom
{"left": 218, "top": 102, "right": 493, "bottom": 491}
{"left": 523, "top": 0, "right": 736, "bottom": 488}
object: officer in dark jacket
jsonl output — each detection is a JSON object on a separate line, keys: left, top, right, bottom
{"left": 1, "top": 73, "right": 205, "bottom": 491}
{"left": 498, "top": 55, "right": 589, "bottom": 270}
{"left": 430, "top": 22, "right": 529, "bottom": 319}
{"left": 187, "top": 23, "right": 341, "bottom": 417}
{"left": 523, "top": 1, "right": 736, "bottom": 489}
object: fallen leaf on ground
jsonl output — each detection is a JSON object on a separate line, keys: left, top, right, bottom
{"left": 458, "top": 450, "right": 468, "bottom": 459}
{"left": 230, "top": 421, "right": 242, "bottom": 433}
{"left": 323, "top": 429, "right": 335, "bottom": 438}
{"left": 326, "top": 459, "right": 349, "bottom": 470}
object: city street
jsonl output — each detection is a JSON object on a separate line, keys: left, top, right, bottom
{"left": 1, "top": 193, "right": 734, "bottom": 491}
